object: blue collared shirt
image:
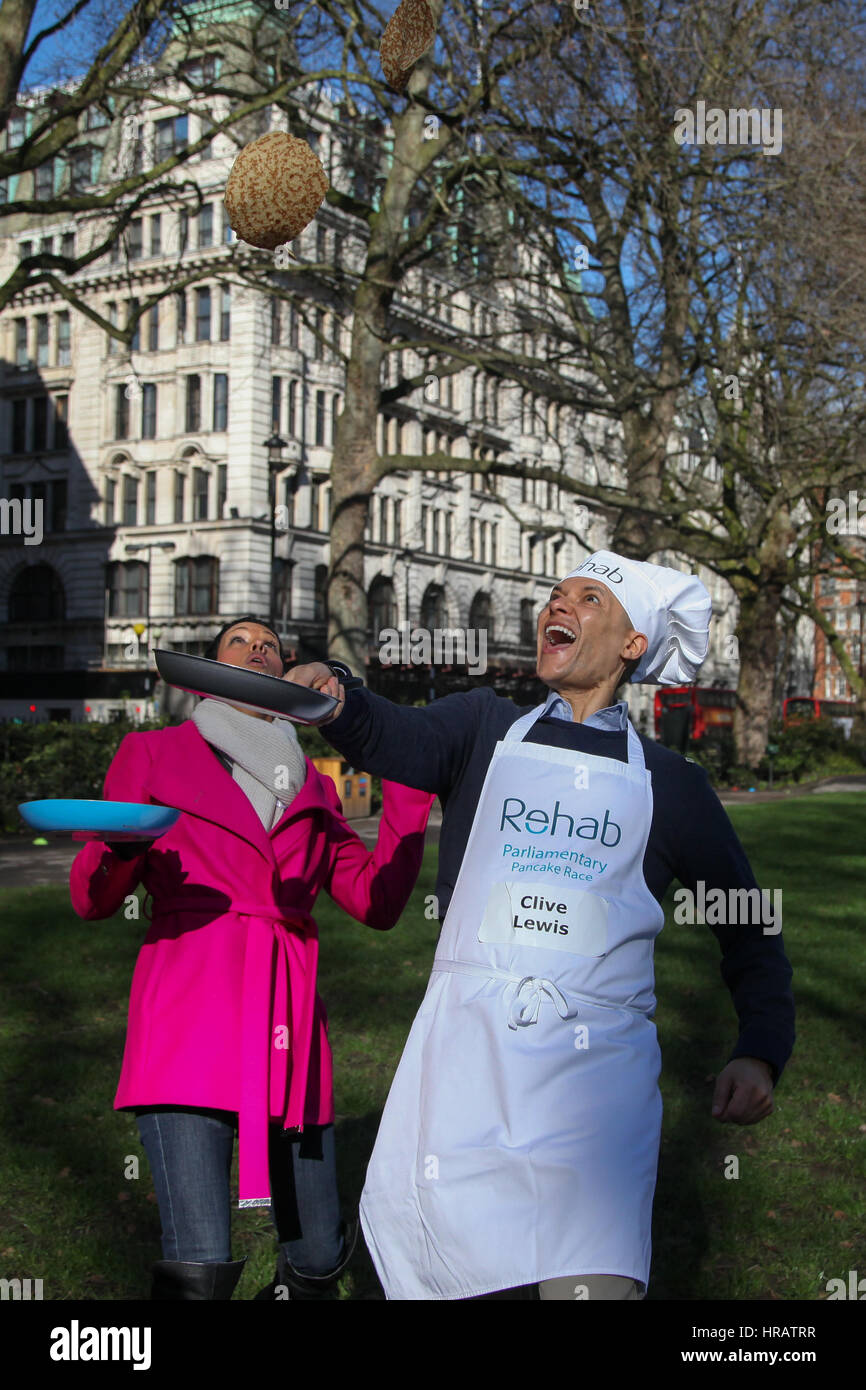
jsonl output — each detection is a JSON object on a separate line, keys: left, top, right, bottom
{"left": 541, "top": 689, "right": 629, "bottom": 732}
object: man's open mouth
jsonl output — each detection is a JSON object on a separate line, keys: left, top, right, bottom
{"left": 543, "top": 623, "right": 577, "bottom": 652}
{"left": 246, "top": 656, "right": 268, "bottom": 668}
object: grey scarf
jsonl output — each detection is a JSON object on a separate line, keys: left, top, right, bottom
{"left": 192, "top": 698, "right": 308, "bottom": 830}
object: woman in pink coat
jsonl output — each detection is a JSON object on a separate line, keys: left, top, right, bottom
{"left": 69, "top": 617, "right": 433, "bottom": 1301}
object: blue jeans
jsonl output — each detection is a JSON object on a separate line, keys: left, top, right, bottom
{"left": 135, "top": 1107, "right": 343, "bottom": 1274}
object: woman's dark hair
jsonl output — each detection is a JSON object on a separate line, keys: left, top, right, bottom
{"left": 204, "top": 616, "right": 285, "bottom": 666}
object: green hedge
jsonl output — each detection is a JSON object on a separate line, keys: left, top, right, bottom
{"left": 2, "top": 717, "right": 381, "bottom": 833}
{"left": 685, "top": 716, "right": 866, "bottom": 788}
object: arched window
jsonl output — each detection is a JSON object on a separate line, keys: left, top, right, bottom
{"left": 420, "top": 583, "right": 447, "bottom": 630}
{"left": 9, "top": 563, "right": 65, "bottom": 621}
{"left": 469, "top": 591, "right": 494, "bottom": 642}
{"left": 368, "top": 576, "right": 397, "bottom": 637}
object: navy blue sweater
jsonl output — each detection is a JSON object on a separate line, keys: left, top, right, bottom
{"left": 323, "top": 685, "right": 795, "bottom": 1084}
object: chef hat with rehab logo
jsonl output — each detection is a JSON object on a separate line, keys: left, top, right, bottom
{"left": 552, "top": 550, "right": 712, "bottom": 685}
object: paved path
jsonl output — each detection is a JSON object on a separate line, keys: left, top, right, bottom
{"left": 3, "top": 779, "right": 862, "bottom": 889}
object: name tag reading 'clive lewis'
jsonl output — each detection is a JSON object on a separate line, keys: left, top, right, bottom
{"left": 479, "top": 881, "right": 608, "bottom": 956}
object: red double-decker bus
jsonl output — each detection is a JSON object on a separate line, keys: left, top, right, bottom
{"left": 782, "top": 696, "right": 857, "bottom": 736}
{"left": 654, "top": 686, "right": 736, "bottom": 749}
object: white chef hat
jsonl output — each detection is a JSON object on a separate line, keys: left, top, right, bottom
{"left": 553, "top": 550, "right": 712, "bottom": 685}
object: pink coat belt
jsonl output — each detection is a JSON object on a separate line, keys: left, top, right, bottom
{"left": 154, "top": 896, "right": 319, "bottom": 1208}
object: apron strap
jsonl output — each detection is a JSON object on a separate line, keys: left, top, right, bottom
{"left": 504, "top": 701, "right": 647, "bottom": 771}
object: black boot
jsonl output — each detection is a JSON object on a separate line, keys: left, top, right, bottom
{"left": 255, "top": 1216, "right": 359, "bottom": 1301}
{"left": 151, "top": 1258, "right": 246, "bottom": 1300}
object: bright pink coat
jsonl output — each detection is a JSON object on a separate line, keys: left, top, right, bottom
{"left": 69, "top": 720, "right": 434, "bottom": 1205}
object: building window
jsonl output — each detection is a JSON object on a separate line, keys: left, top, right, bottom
{"left": 56, "top": 311, "right": 70, "bottom": 365}
{"left": 271, "top": 296, "right": 281, "bottom": 345}
{"left": 274, "top": 558, "right": 293, "bottom": 623}
{"left": 145, "top": 471, "right": 156, "bottom": 524}
{"left": 288, "top": 379, "right": 298, "bottom": 437}
{"left": 421, "top": 583, "right": 446, "bottom": 629}
{"left": 105, "top": 477, "right": 116, "bottom": 525}
{"left": 288, "top": 303, "right": 299, "bottom": 349}
{"left": 186, "top": 375, "right": 201, "bottom": 431}
{"left": 195, "top": 287, "right": 211, "bottom": 341}
{"left": 217, "top": 463, "right": 227, "bottom": 519}
{"left": 310, "top": 476, "right": 322, "bottom": 530}
{"left": 8, "top": 563, "right": 65, "bottom": 621}
{"left": 179, "top": 209, "right": 189, "bottom": 253}
{"left": 128, "top": 297, "right": 140, "bottom": 352}
{"left": 520, "top": 599, "right": 536, "bottom": 645}
{"left": 222, "top": 202, "right": 234, "bottom": 244}
{"left": 193, "top": 467, "right": 209, "bottom": 521}
{"left": 313, "top": 308, "right": 324, "bottom": 361}
{"left": 11, "top": 398, "right": 26, "bottom": 450}
{"left": 141, "top": 383, "right": 157, "bottom": 438}
{"left": 36, "top": 315, "right": 49, "bottom": 366}
{"left": 32, "top": 396, "right": 47, "bottom": 450}
{"left": 213, "top": 373, "right": 228, "bottom": 431}
{"left": 8, "top": 113, "right": 26, "bottom": 147}
{"left": 174, "top": 555, "right": 219, "bottom": 615}
{"left": 34, "top": 158, "right": 55, "bottom": 200}
{"left": 313, "top": 564, "right": 328, "bottom": 622}
{"left": 45, "top": 478, "right": 67, "bottom": 532}
{"left": 150, "top": 214, "right": 161, "bottom": 255}
{"left": 53, "top": 394, "right": 69, "bottom": 450}
{"left": 198, "top": 203, "right": 213, "bottom": 247}
{"left": 315, "top": 390, "right": 326, "bottom": 446}
{"left": 15, "top": 318, "right": 28, "bottom": 367}
{"left": 369, "top": 576, "right": 398, "bottom": 636}
{"left": 175, "top": 291, "right": 186, "bottom": 345}
{"left": 106, "top": 300, "right": 118, "bottom": 355}
{"left": 128, "top": 218, "right": 143, "bottom": 259}
{"left": 155, "top": 113, "right": 188, "bottom": 161}
{"left": 331, "top": 394, "right": 340, "bottom": 446}
{"left": 219, "top": 284, "right": 230, "bottom": 341}
{"left": 469, "top": 591, "right": 494, "bottom": 642}
{"left": 115, "top": 385, "right": 129, "bottom": 439}
{"left": 19, "top": 240, "right": 32, "bottom": 260}
{"left": 147, "top": 303, "right": 159, "bottom": 351}
{"left": 174, "top": 470, "right": 185, "bottom": 522}
{"left": 60, "top": 231, "right": 74, "bottom": 258}
{"left": 271, "top": 377, "right": 282, "bottom": 431}
{"left": 122, "top": 473, "right": 138, "bottom": 526}
{"left": 106, "top": 560, "right": 148, "bottom": 617}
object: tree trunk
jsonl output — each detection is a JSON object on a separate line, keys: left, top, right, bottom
{"left": 326, "top": 8, "right": 445, "bottom": 670}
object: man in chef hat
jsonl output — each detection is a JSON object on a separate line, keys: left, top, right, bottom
{"left": 286, "top": 551, "right": 794, "bottom": 1302}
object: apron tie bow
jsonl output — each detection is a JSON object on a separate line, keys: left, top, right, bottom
{"left": 507, "top": 976, "right": 579, "bottom": 1030}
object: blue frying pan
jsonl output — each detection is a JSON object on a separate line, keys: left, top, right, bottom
{"left": 18, "top": 799, "right": 181, "bottom": 841}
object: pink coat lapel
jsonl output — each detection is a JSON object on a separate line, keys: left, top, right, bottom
{"left": 149, "top": 722, "right": 341, "bottom": 863}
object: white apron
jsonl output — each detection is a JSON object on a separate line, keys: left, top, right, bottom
{"left": 359, "top": 703, "right": 665, "bottom": 1300}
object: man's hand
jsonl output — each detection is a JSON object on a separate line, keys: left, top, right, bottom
{"left": 711, "top": 1057, "right": 775, "bottom": 1124}
{"left": 284, "top": 662, "right": 345, "bottom": 723}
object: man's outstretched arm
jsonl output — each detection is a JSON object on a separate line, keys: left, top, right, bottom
{"left": 285, "top": 662, "right": 481, "bottom": 798}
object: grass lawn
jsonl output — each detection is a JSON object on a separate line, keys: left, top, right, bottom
{"left": 0, "top": 794, "right": 863, "bottom": 1301}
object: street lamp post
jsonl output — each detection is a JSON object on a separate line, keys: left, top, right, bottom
{"left": 124, "top": 541, "right": 176, "bottom": 666}
{"left": 264, "top": 432, "right": 287, "bottom": 621}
